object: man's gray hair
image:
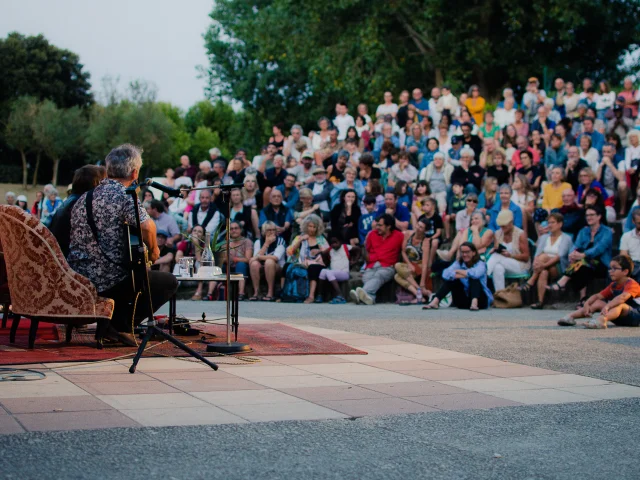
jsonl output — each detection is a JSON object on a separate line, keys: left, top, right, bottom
{"left": 209, "top": 147, "right": 221, "bottom": 156}
{"left": 499, "top": 184, "right": 512, "bottom": 194}
{"left": 105, "top": 144, "right": 143, "bottom": 179}
{"left": 290, "top": 124, "right": 303, "bottom": 134}
{"left": 5, "top": 191, "right": 16, "bottom": 200}
{"left": 460, "top": 146, "right": 475, "bottom": 158}
{"left": 433, "top": 152, "right": 446, "bottom": 161}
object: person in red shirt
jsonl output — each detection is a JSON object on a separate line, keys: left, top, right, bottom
{"left": 349, "top": 214, "right": 403, "bottom": 305}
{"left": 558, "top": 255, "right": 640, "bottom": 329}
{"left": 511, "top": 135, "right": 541, "bottom": 170}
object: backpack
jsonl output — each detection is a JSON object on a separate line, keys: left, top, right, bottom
{"left": 281, "top": 264, "right": 309, "bottom": 303}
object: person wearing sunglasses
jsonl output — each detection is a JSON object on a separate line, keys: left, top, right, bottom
{"left": 486, "top": 210, "right": 531, "bottom": 292}
{"left": 455, "top": 193, "right": 479, "bottom": 232}
{"left": 558, "top": 255, "right": 640, "bottom": 329}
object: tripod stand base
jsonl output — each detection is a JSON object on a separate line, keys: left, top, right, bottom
{"left": 206, "top": 342, "right": 252, "bottom": 354}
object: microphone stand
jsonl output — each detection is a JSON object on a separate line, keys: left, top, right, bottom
{"left": 126, "top": 182, "right": 219, "bottom": 373}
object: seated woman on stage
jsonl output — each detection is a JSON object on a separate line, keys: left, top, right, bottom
{"left": 175, "top": 225, "right": 217, "bottom": 301}
{"left": 423, "top": 242, "right": 493, "bottom": 311}
{"left": 219, "top": 221, "right": 253, "bottom": 301}
{"left": 486, "top": 210, "right": 530, "bottom": 292}
{"left": 520, "top": 213, "right": 573, "bottom": 309}
{"left": 249, "top": 221, "right": 286, "bottom": 301}
{"left": 558, "top": 255, "right": 640, "bottom": 329}
{"left": 547, "top": 206, "right": 612, "bottom": 306}
{"left": 285, "top": 214, "right": 329, "bottom": 303}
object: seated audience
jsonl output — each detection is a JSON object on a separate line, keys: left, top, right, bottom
{"left": 145, "top": 199, "right": 181, "bottom": 246}
{"left": 176, "top": 225, "right": 216, "bottom": 301}
{"left": 259, "top": 188, "right": 293, "bottom": 242}
{"left": 558, "top": 255, "right": 640, "bottom": 329}
{"left": 542, "top": 167, "right": 573, "bottom": 212}
{"left": 419, "top": 152, "right": 452, "bottom": 216}
{"left": 350, "top": 214, "right": 404, "bottom": 305}
{"left": 423, "top": 242, "right": 493, "bottom": 311}
{"left": 229, "top": 188, "right": 259, "bottom": 240}
{"left": 219, "top": 221, "right": 255, "bottom": 300}
{"left": 488, "top": 184, "right": 523, "bottom": 231}
{"left": 455, "top": 193, "right": 478, "bottom": 232}
{"left": 394, "top": 217, "right": 433, "bottom": 304}
{"left": 330, "top": 189, "right": 361, "bottom": 246}
{"left": 359, "top": 195, "right": 378, "bottom": 244}
{"left": 188, "top": 189, "right": 222, "bottom": 234}
{"left": 438, "top": 211, "right": 493, "bottom": 262}
{"left": 388, "top": 151, "right": 419, "bottom": 188}
{"left": 310, "top": 166, "right": 333, "bottom": 221}
{"left": 330, "top": 167, "right": 365, "bottom": 208}
{"left": 249, "top": 221, "right": 286, "bottom": 301}
{"left": 487, "top": 210, "right": 531, "bottom": 292}
{"left": 152, "top": 230, "right": 176, "bottom": 273}
{"left": 376, "top": 191, "right": 410, "bottom": 231}
{"left": 478, "top": 176, "right": 498, "bottom": 214}
{"left": 318, "top": 237, "right": 360, "bottom": 304}
{"left": 275, "top": 173, "right": 300, "bottom": 210}
{"left": 551, "top": 189, "right": 585, "bottom": 238}
{"left": 620, "top": 209, "right": 640, "bottom": 282}
{"left": 450, "top": 146, "right": 485, "bottom": 194}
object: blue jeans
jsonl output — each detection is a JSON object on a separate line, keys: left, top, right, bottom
{"left": 223, "top": 262, "right": 249, "bottom": 277}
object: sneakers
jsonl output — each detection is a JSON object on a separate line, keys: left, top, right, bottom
{"left": 436, "top": 249, "right": 450, "bottom": 261}
{"left": 558, "top": 317, "right": 576, "bottom": 327}
{"left": 356, "top": 287, "right": 374, "bottom": 305}
{"left": 329, "top": 296, "right": 346, "bottom": 304}
{"left": 349, "top": 290, "right": 360, "bottom": 304}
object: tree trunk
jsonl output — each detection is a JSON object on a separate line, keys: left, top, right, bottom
{"left": 20, "top": 150, "right": 28, "bottom": 190}
{"left": 31, "top": 151, "right": 41, "bottom": 187}
{"left": 435, "top": 68, "right": 443, "bottom": 87}
{"left": 51, "top": 157, "right": 60, "bottom": 186}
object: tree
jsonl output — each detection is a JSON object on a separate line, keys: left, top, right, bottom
{"left": 32, "top": 100, "right": 87, "bottom": 185}
{"left": 190, "top": 126, "right": 222, "bottom": 164}
{"left": 4, "top": 96, "right": 38, "bottom": 189}
{"left": 204, "top": 0, "right": 640, "bottom": 125}
{"left": 0, "top": 32, "right": 93, "bottom": 115}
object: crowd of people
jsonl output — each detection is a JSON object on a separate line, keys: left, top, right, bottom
{"left": 5, "top": 75, "right": 640, "bottom": 329}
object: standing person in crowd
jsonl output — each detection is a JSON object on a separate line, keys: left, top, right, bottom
{"left": 547, "top": 206, "right": 612, "bottom": 305}
{"left": 465, "top": 85, "right": 485, "bottom": 125}
{"left": 620, "top": 209, "right": 640, "bottom": 282}
{"left": 350, "top": 214, "right": 403, "bottom": 305}
{"left": 49, "top": 165, "right": 107, "bottom": 257}
{"left": 334, "top": 102, "right": 355, "bottom": 141}
{"left": 358, "top": 195, "right": 378, "bottom": 244}
{"left": 376, "top": 191, "right": 410, "bottom": 231}
{"left": 229, "top": 188, "right": 259, "bottom": 240}
{"left": 40, "top": 185, "right": 62, "bottom": 227}
{"left": 249, "top": 221, "right": 286, "bottom": 302}
{"left": 488, "top": 184, "right": 523, "bottom": 231}
{"left": 394, "top": 217, "right": 433, "bottom": 304}
{"left": 218, "top": 221, "right": 253, "bottom": 300}
{"left": 318, "top": 236, "right": 359, "bottom": 304}
{"left": 259, "top": 188, "right": 293, "bottom": 242}
{"left": 521, "top": 213, "right": 573, "bottom": 309}
{"left": 330, "top": 189, "right": 361, "bottom": 246}
{"left": 188, "top": 189, "right": 222, "bottom": 235}
{"left": 285, "top": 214, "right": 329, "bottom": 304}
{"left": 424, "top": 242, "right": 492, "bottom": 311}
{"left": 487, "top": 210, "right": 531, "bottom": 292}
{"left": 542, "top": 167, "right": 573, "bottom": 211}
{"left": 558, "top": 255, "right": 640, "bottom": 329}
{"left": 419, "top": 152, "right": 452, "bottom": 217}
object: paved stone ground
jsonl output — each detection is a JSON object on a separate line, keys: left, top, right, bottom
{"left": 1, "top": 301, "right": 639, "bottom": 479}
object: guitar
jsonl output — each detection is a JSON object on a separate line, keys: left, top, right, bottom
{"left": 125, "top": 223, "right": 150, "bottom": 294}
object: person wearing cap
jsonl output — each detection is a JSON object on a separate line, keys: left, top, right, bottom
{"left": 521, "top": 77, "right": 546, "bottom": 123}
{"left": 288, "top": 150, "right": 316, "bottom": 187}
{"left": 144, "top": 199, "right": 182, "bottom": 246}
{"left": 488, "top": 184, "right": 523, "bottom": 231}
{"left": 486, "top": 209, "right": 531, "bottom": 293}
{"left": 607, "top": 105, "right": 635, "bottom": 145}
{"left": 152, "top": 229, "right": 176, "bottom": 273}
{"left": 447, "top": 135, "right": 463, "bottom": 166}
{"left": 437, "top": 85, "right": 458, "bottom": 118}
{"left": 310, "top": 166, "right": 333, "bottom": 220}
{"left": 15, "top": 195, "right": 28, "bottom": 211}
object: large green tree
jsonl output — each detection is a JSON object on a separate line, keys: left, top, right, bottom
{"left": 3, "top": 96, "right": 39, "bottom": 188}
{"left": 204, "top": 0, "right": 640, "bottom": 126}
{"left": 0, "top": 32, "right": 93, "bottom": 114}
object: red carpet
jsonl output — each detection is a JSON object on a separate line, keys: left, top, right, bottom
{"left": 0, "top": 319, "right": 366, "bottom": 365}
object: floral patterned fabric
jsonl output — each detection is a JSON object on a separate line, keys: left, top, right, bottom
{"left": 0, "top": 205, "right": 114, "bottom": 322}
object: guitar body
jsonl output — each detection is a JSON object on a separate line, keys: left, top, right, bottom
{"left": 125, "top": 224, "right": 149, "bottom": 294}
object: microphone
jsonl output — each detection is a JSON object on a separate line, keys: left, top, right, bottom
{"left": 143, "top": 179, "right": 184, "bottom": 198}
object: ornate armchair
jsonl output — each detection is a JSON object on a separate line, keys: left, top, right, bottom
{"left": 0, "top": 205, "right": 114, "bottom": 349}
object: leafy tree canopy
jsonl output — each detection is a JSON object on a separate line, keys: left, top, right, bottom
{"left": 204, "top": 0, "right": 640, "bottom": 127}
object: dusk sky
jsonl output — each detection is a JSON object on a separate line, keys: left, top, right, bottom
{"left": 1, "top": 0, "right": 213, "bottom": 110}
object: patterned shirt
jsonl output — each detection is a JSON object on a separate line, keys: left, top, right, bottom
{"left": 68, "top": 179, "right": 149, "bottom": 292}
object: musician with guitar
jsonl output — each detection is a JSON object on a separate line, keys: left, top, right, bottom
{"left": 68, "top": 144, "right": 179, "bottom": 346}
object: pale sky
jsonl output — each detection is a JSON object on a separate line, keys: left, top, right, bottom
{"left": 0, "top": 0, "right": 213, "bottom": 110}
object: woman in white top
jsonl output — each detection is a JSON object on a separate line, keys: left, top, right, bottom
{"left": 311, "top": 117, "right": 332, "bottom": 151}
{"left": 579, "top": 135, "right": 600, "bottom": 171}
{"left": 595, "top": 81, "right": 616, "bottom": 121}
{"left": 437, "top": 123, "right": 452, "bottom": 153}
{"left": 486, "top": 210, "right": 531, "bottom": 292}
{"left": 376, "top": 92, "right": 398, "bottom": 119}
{"left": 624, "top": 130, "right": 640, "bottom": 172}
{"left": 520, "top": 212, "right": 573, "bottom": 309}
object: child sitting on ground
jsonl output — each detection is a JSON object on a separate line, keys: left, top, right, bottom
{"left": 558, "top": 255, "right": 640, "bottom": 329}
{"left": 318, "top": 236, "right": 360, "bottom": 304}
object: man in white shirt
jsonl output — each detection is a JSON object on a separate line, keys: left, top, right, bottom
{"left": 251, "top": 143, "right": 277, "bottom": 169}
{"left": 334, "top": 102, "right": 355, "bottom": 141}
{"left": 283, "top": 124, "right": 312, "bottom": 161}
{"left": 188, "top": 189, "right": 221, "bottom": 234}
{"left": 494, "top": 97, "right": 516, "bottom": 128}
{"left": 437, "top": 85, "right": 458, "bottom": 116}
{"left": 376, "top": 92, "right": 398, "bottom": 119}
{"left": 288, "top": 150, "right": 315, "bottom": 187}
{"left": 428, "top": 87, "right": 441, "bottom": 126}
{"left": 620, "top": 209, "right": 640, "bottom": 281}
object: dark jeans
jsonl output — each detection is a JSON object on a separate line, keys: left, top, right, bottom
{"left": 435, "top": 278, "right": 489, "bottom": 310}
{"left": 568, "top": 262, "right": 608, "bottom": 292}
{"left": 99, "top": 271, "right": 178, "bottom": 332}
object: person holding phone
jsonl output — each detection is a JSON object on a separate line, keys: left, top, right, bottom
{"left": 486, "top": 210, "right": 531, "bottom": 292}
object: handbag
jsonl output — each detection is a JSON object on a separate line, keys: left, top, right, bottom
{"left": 493, "top": 283, "right": 523, "bottom": 309}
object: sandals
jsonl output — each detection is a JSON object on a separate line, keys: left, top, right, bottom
{"left": 238, "top": 294, "right": 246, "bottom": 301}
{"left": 191, "top": 293, "right": 202, "bottom": 301}
{"left": 530, "top": 302, "right": 544, "bottom": 310}
{"left": 546, "top": 282, "right": 566, "bottom": 292}
{"left": 576, "top": 296, "right": 588, "bottom": 309}
{"left": 248, "top": 295, "right": 260, "bottom": 301}
{"left": 422, "top": 302, "right": 439, "bottom": 310}
{"left": 262, "top": 296, "right": 276, "bottom": 302}
{"left": 518, "top": 283, "right": 533, "bottom": 293}
{"left": 558, "top": 317, "right": 576, "bottom": 327}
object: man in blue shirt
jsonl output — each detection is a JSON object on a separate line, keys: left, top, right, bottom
{"left": 375, "top": 191, "right": 410, "bottom": 231}
{"left": 448, "top": 136, "right": 463, "bottom": 166}
{"left": 409, "top": 88, "right": 430, "bottom": 122}
{"left": 577, "top": 117, "right": 605, "bottom": 153}
{"left": 258, "top": 188, "right": 294, "bottom": 242}
{"left": 275, "top": 173, "right": 299, "bottom": 210}
{"left": 359, "top": 195, "right": 378, "bottom": 244}
{"left": 487, "top": 184, "right": 523, "bottom": 231}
